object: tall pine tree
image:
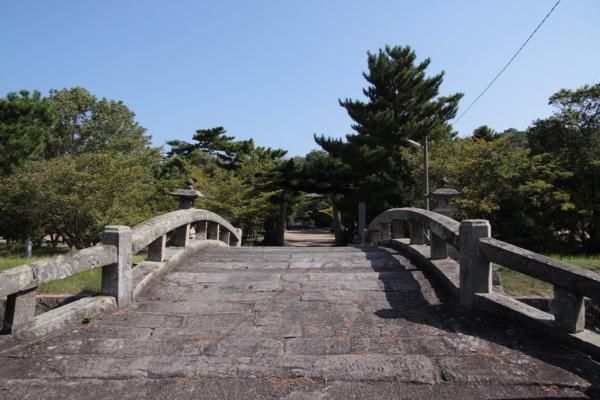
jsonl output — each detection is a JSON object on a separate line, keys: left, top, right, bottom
{"left": 315, "top": 45, "right": 462, "bottom": 211}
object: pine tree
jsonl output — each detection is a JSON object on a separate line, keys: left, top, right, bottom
{"left": 0, "top": 90, "right": 54, "bottom": 175}
{"left": 315, "top": 45, "right": 462, "bottom": 209}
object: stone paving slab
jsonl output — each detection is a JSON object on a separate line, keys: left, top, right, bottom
{"left": 131, "top": 300, "right": 255, "bottom": 314}
{"left": 0, "top": 379, "right": 595, "bottom": 400}
{"left": 13, "top": 337, "right": 286, "bottom": 358}
{"left": 1, "top": 245, "right": 599, "bottom": 398}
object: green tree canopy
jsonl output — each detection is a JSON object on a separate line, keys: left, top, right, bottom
{"left": 472, "top": 125, "right": 498, "bottom": 141}
{"left": 46, "top": 87, "right": 150, "bottom": 157}
{"left": 404, "top": 136, "right": 573, "bottom": 251}
{"left": 167, "top": 127, "right": 288, "bottom": 244}
{"left": 1, "top": 151, "right": 161, "bottom": 248}
{"left": 168, "top": 126, "right": 286, "bottom": 171}
{"left": 0, "top": 90, "right": 55, "bottom": 175}
{"left": 527, "top": 83, "right": 600, "bottom": 253}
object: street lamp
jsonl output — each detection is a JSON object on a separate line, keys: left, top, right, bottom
{"left": 407, "top": 135, "right": 429, "bottom": 211}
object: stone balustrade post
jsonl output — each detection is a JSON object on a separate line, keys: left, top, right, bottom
{"left": 553, "top": 287, "right": 585, "bottom": 333}
{"left": 430, "top": 232, "right": 448, "bottom": 260}
{"left": 370, "top": 230, "right": 380, "bottom": 246}
{"left": 147, "top": 234, "right": 166, "bottom": 262}
{"left": 379, "top": 222, "right": 391, "bottom": 242}
{"left": 207, "top": 222, "right": 219, "bottom": 240}
{"left": 101, "top": 225, "right": 133, "bottom": 307}
{"left": 219, "top": 229, "right": 231, "bottom": 245}
{"left": 391, "top": 220, "right": 405, "bottom": 239}
{"left": 230, "top": 228, "right": 240, "bottom": 247}
{"left": 196, "top": 221, "right": 208, "bottom": 240}
{"left": 409, "top": 221, "right": 425, "bottom": 245}
{"left": 172, "top": 224, "right": 190, "bottom": 247}
{"left": 3, "top": 287, "right": 37, "bottom": 334}
{"left": 459, "top": 219, "right": 491, "bottom": 308}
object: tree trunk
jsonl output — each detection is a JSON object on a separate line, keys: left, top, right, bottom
{"left": 586, "top": 207, "right": 600, "bottom": 255}
{"left": 275, "top": 203, "right": 287, "bottom": 246}
{"left": 50, "top": 233, "right": 58, "bottom": 247}
{"left": 332, "top": 197, "right": 344, "bottom": 245}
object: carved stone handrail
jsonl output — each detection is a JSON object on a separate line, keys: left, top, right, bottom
{"left": 131, "top": 208, "right": 242, "bottom": 253}
{"left": 0, "top": 208, "right": 242, "bottom": 336}
{"left": 365, "top": 206, "right": 600, "bottom": 360}
{"left": 365, "top": 207, "right": 460, "bottom": 249}
{"left": 0, "top": 245, "right": 117, "bottom": 299}
{"left": 479, "top": 237, "right": 600, "bottom": 304}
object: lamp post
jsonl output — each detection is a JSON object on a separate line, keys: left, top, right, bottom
{"left": 408, "top": 135, "right": 430, "bottom": 211}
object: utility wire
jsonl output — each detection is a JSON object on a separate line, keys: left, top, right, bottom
{"left": 455, "top": 0, "right": 561, "bottom": 123}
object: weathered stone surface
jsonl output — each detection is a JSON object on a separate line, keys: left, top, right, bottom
{"left": 131, "top": 261, "right": 160, "bottom": 298}
{"left": 13, "top": 337, "right": 284, "bottom": 358}
{"left": 0, "top": 265, "right": 36, "bottom": 298}
{"left": 438, "top": 354, "right": 598, "bottom": 387}
{"left": 2, "top": 296, "right": 117, "bottom": 340}
{"left": 365, "top": 207, "right": 460, "bottom": 249}
{"left": 180, "top": 261, "right": 291, "bottom": 270}
{"left": 314, "top": 354, "right": 437, "bottom": 382}
{"left": 0, "top": 379, "right": 594, "bottom": 400}
{"left": 387, "top": 239, "right": 461, "bottom": 297}
{"left": 152, "top": 323, "right": 303, "bottom": 340}
{"left": 58, "top": 325, "right": 155, "bottom": 340}
{"left": 131, "top": 208, "right": 241, "bottom": 253}
{"left": 1, "top": 245, "right": 598, "bottom": 398}
{"left": 554, "top": 286, "right": 585, "bottom": 333}
{"left": 19, "top": 245, "right": 117, "bottom": 287}
{"left": 147, "top": 234, "right": 166, "bottom": 262}
{"left": 167, "top": 271, "right": 282, "bottom": 283}
{"left": 132, "top": 300, "right": 254, "bottom": 315}
{"left": 307, "top": 271, "right": 411, "bottom": 281}
{"left": 102, "top": 312, "right": 185, "bottom": 328}
{"left": 3, "top": 287, "right": 37, "bottom": 333}
{"left": 480, "top": 237, "right": 600, "bottom": 303}
{"left": 101, "top": 226, "right": 133, "bottom": 306}
{"left": 459, "top": 219, "right": 491, "bottom": 308}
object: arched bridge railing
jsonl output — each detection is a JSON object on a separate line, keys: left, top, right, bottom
{"left": 0, "top": 208, "right": 241, "bottom": 336}
{"left": 365, "top": 207, "right": 600, "bottom": 359}
{"left": 132, "top": 209, "right": 242, "bottom": 256}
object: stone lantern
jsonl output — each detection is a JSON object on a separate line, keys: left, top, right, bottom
{"left": 168, "top": 177, "right": 204, "bottom": 210}
{"left": 431, "top": 178, "right": 462, "bottom": 217}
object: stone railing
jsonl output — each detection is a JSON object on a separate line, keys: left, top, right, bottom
{"left": 365, "top": 207, "right": 600, "bottom": 359}
{"left": 0, "top": 208, "right": 241, "bottom": 337}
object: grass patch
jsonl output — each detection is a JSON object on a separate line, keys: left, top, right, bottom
{"left": 496, "top": 266, "right": 552, "bottom": 297}
{"left": 39, "top": 269, "right": 102, "bottom": 294}
{"left": 0, "top": 249, "right": 147, "bottom": 295}
{"left": 0, "top": 247, "right": 70, "bottom": 273}
{"left": 497, "top": 255, "right": 600, "bottom": 298}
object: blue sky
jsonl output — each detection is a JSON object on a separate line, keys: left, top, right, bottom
{"left": 1, "top": 1, "right": 599, "bottom": 156}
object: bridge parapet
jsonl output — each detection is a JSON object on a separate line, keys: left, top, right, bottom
{"left": 132, "top": 209, "right": 242, "bottom": 255}
{"left": 365, "top": 207, "right": 600, "bottom": 360}
{"left": 0, "top": 208, "right": 242, "bottom": 337}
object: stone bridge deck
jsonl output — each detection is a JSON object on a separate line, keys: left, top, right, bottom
{"left": 1, "top": 246, "right": 599, "bottom": 399}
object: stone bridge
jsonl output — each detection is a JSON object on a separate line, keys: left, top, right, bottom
{"left": 1, "top": 205, "right": 599, "bottom": 399}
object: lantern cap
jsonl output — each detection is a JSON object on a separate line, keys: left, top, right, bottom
{"left": 431, "top": 177, "right": 462, "bottom": 198}
{"left": 168, "top": 177, "right": 204, "bottom": 209}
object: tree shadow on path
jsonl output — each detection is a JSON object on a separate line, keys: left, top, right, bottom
{"left": 355, "top": 245, "right": 600, "bottom": 399}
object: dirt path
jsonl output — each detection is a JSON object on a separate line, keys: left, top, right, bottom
{"left": 284, "top": 228, "right": 335, "bottom": 247}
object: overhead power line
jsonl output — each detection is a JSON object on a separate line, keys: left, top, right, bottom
{"left": 455, "top": 0, "right": 561, "bottom": 123}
